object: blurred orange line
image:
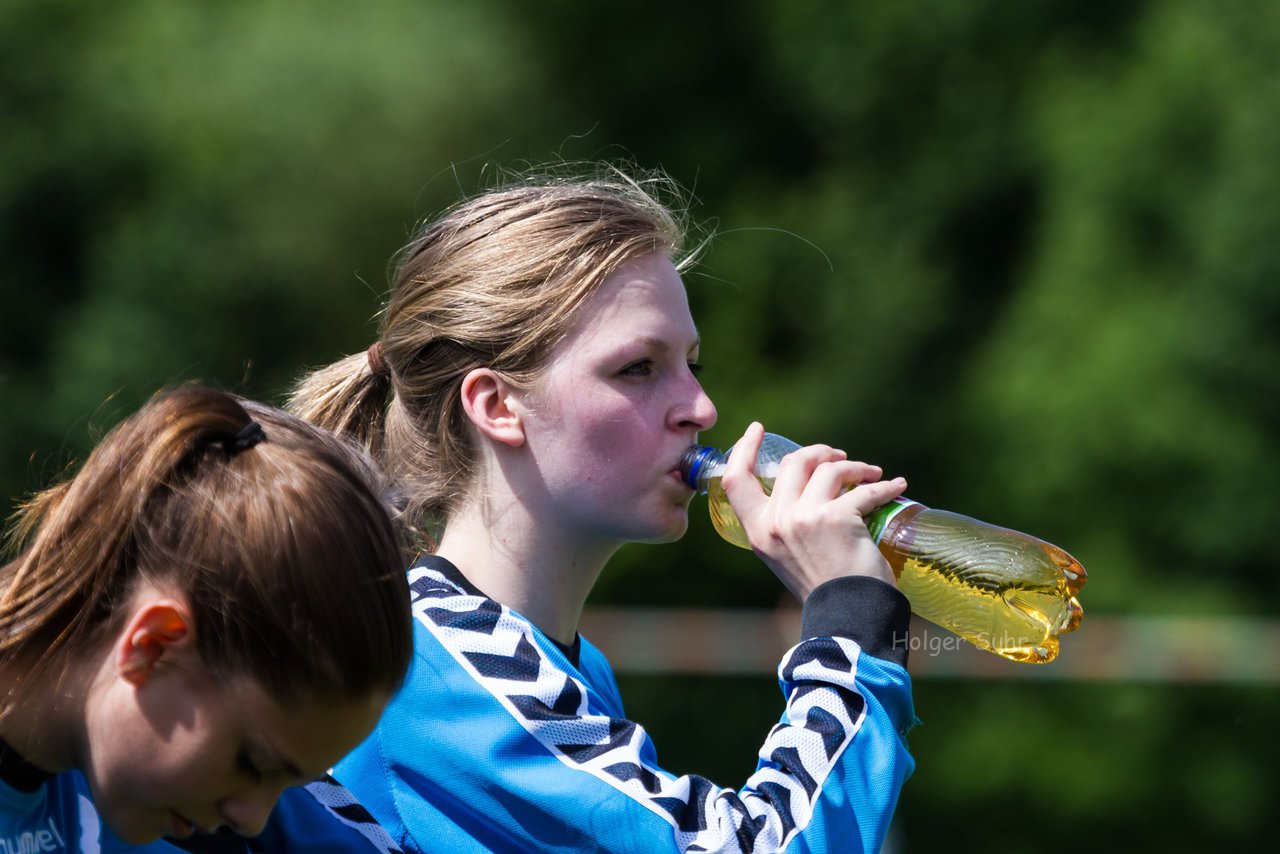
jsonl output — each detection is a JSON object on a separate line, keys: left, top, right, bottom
{"left": 579, "top": 608, "right": 1280, "bottom": 683}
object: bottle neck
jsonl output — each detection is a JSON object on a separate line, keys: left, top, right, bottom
{"left": 679, "top": 444, "right": 724, "bottom": 493}
{"left": 864, "top": 497, "right": 922, "bottom": 544}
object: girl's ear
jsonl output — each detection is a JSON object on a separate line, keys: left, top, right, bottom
{"left": 116, "top": 597, "right": 194, "bottom": 686}
{"left": 459, "top": 368, "right": 526, "bottom": 448}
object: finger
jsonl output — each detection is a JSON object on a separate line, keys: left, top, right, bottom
{"left": 725, "top": 421, "right": 765, "bottom": 478}
{"left": 833, "top": 477, "right": 909, "bottom": 518}
{"left": 721, "top": 423, "right": 769, "bottom": 517}
{"left": 797, "top": 459, "right": 885, "bottom": 505}
{"left": 767, "top": 443, "right": 847, "bottom": 505}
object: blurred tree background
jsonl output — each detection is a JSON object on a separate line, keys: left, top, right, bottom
{"left": 3, "top": 0, "right": 1277, "bottom": 850}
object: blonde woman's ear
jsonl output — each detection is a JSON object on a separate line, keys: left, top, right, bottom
{"left": 116, "top": 598, "right": 192, "bottom": 686}
{"left": 459, "top": 368, "right": 526, "bottom": 448}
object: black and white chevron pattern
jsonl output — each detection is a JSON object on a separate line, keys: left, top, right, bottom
{"left": 409, "top": 566, "right": 871, "bottom": 852}
{"left": 302, "top": 776, "right": 404, "bottom": 854}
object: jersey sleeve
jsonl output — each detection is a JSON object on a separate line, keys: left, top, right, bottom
{"left": 334, "top": 567, "right": 915, "bottom": 853}
{"left": 246, "top": 777, "right": 403, "bottom": 854}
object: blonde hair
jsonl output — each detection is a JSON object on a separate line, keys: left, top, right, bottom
{"left": 289, "top": 168, "right": 698, "bottom": 532}
{"left": 2, "top": 386, "right": 412, "bottom": 715}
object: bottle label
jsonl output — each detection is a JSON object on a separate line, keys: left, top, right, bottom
{"left": 864, "top": 498, "right": 920, "bottom": 544}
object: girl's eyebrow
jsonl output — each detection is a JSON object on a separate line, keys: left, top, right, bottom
{"left": 622, "top": 334, "right": 702, "bottom": 352}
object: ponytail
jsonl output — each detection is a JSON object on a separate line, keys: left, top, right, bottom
{"left": 3, "top": 388, "right": 254, "bottom": 667}
{"left": 288, "top": 349, "right": 391, "bottom": 459}
{"left": 3, "top": 385, "right": 411, "bottom": 716}
{"left": 287, "top": 347, "right": 431, "bottom": 545}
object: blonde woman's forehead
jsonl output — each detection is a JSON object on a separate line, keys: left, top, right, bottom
{"left": 553, "top": 255, "right": 696, "bottom": 354}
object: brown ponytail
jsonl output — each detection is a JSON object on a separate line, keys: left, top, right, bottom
{"left": 2, "top": 385, "right": 411, "bottom": 713}
{"left": 288, "top": 351, "right": 393, "bottom": 460}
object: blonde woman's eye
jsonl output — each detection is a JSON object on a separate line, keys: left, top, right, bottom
{"left": 620, "top": 360, "right": 655, "bottom": 377}
{"left": 688, "top": 361, "right": 704, "bottom": 377}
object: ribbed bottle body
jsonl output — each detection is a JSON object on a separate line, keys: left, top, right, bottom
{"left": 878, "top": 505, "right": 1085, "bottom": 663}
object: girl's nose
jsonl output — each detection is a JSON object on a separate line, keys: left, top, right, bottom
{"left": 675, "top": 377, "right": 717, "bottom": 433}
{"left": 220, "top": 784, "right": 287, "bottom": 838}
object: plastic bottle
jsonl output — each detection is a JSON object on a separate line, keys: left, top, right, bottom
{"left": 680, "top": 433, "right": 1086, "bottom": 664}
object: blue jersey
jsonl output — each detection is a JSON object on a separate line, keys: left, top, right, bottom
{"left": 335, "top": 555, "right": 916, "bottom": 853}
{"left": 0, "top": 764, "right": 178, "bottom": 854}
{"left": 1, "top": 768, "right": 98, "bottom": 854}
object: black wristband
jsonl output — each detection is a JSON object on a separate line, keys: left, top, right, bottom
{"left": 800, "top": 576, "right": 912, "bottom": 668}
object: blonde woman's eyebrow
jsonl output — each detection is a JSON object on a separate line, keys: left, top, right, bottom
{"left": 627, "top": 334, "right": 702, "bottom": 353}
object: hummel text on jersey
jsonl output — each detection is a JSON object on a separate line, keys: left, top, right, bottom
{"left": 0, "top": 817, "right": 66, "bottom": 854}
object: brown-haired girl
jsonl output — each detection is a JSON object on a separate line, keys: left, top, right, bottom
{"left": 1, "top": 385, "right": 412, "bottom": 852}
{"left": 293, "top": 168, "right": 916, "bottom": 853}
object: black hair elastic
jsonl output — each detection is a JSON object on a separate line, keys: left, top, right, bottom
{"left": 231, "top": 420, "right": 267, "bottom": 454}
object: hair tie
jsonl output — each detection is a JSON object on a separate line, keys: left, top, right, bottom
{"left": 231, "top": 420, "right": 267, "bottom": 454}
{"left": 367, "top": 341, "right": 389, "bottom": 377}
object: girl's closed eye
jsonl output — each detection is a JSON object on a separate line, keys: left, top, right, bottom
{"left": 237, "top": 749, "right": 264, "bottom": 783}
{"left": 687, "top": 361, "right": 704, "bottom": 378}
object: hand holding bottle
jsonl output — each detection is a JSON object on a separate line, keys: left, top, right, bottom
{"left": 718, "top": 422, "right": 909, "bottom": 603}
{"left": 683, "top": 427, "right": 1088, "bottom": 663}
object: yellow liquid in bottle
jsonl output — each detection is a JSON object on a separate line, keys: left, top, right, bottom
{"left": 889, "top": 509, "right": 1085, "bottom": 663}
{"left": 704, "top": 476, "right": 1085, "bottom": 664}
{"left": 706, "top": 472, "right": 771, "bottom": 549}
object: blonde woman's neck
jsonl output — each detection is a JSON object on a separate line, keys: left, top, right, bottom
{"left": 435, "top": 498, "right": 619, "bottom": 647}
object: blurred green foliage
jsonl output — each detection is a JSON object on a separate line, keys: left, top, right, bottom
{"left": 3, "top": 0, "right": 1276, "bottom": 849}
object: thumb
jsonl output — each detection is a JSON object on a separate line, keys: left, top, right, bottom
{"left": 720, "top": 422, "right": 768, "bottom": 520}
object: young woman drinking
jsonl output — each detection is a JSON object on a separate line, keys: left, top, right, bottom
{"left": 291, "top": 170, "right": 916, "bottom": 853}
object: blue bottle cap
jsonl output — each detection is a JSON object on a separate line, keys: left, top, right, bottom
{"left": 679, "top": 445, "right": 720, "bottom": 490}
